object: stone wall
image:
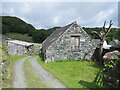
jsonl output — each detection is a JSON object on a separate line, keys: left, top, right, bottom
{"left": 103, "top": 61, "right": 120, "bottom": 88}
{"left": 31, "top": 45, "right": 42, "bottom": 55}
{"left": 45, "top": 24, "right": 97, "bottom": 62}
{"left": 103, "top": 51, "right": 120, "bottom": 88}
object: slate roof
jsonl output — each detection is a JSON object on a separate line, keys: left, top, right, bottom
{"left": 92, "top": 39, "right": 101, "bottom": 45}
{"left": 42, "top": 21, "right": 78, "bottom": 51}
{"left": 7, "top": 40, "right": 33, "bottom": 46}
{"left": 109, "top": 39, "right": 120, "bottom": 47}
{"left": 114, "top": 40, "right": 120, "bottom": 45}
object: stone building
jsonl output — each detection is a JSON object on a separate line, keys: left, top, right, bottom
{"left": 7, "top": 40, "right": 34, "bottom": 55}
{"left": 93, "top": 39, "right": 112, "bottom": 49}
{"left": 42, "top": 21, "right": 97, "bottom": 62}
{"left": 109, "top": 38, "right": 120, "bottom": 48}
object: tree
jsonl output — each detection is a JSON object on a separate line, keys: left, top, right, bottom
{"left": 117, "top": 28, "right": 120, "bottom": 40}
{"left": 2, "top": 24, "right": 9, "bottom": 34}
{"left": 32, "top": 27, "right": 60, "bottom": 43}
{"left": 32, "top": 30, "right": 47, "bottom": 43}
{"left": 92, "top": 20, "right": 113, "bottom": 64}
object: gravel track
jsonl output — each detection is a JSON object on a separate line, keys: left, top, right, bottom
{"left": 29, "top": 56, "right": 67, "bottom": 88}
{"left": 13, "top": 56, "right": 30, "bottom": 88}
{"left": 13, "top": 56, "right": 66, "bottom": 88}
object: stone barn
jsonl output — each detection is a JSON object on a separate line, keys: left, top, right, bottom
{"left": 7, "top": 40, "right": 34, "bottom": 55}
{"left": 42, "top": 21, "right": 97, "bottom": 62}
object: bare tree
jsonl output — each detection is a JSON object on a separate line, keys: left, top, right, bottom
{"left": 92, "top": 20, "right": 113, "bottom": 64}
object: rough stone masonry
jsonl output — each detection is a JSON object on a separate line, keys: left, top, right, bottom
{"left": 42, "top": 21, "right": 97, "bottom": 62}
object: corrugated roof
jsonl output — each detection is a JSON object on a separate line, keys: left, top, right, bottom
{"left": 42, "top": 21, "right": 77, "bottom": 51}
{"left": 7, "top": 40, "right": 33, "bottom": 46}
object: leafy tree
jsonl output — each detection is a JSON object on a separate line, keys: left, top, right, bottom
{"left": 32, "top": 29, "right": 47, "bottom": 43}
{"left": 27, "top": 24, "right": 35, "bottom": 36}
{"left": 2, "top": 24, "right": 9, "bottom": 34}
{"left": 32, "top": 27, "right": 60, "bottom": 43}
{"left": 117, "top": 28, "right": 120, "bottom": 40}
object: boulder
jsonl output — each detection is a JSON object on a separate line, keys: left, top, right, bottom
{"left": 103, "top": 50, "right": 120, "bottom": 64}
{"left": 103, "top": 50, "right": 120, "bottom": 60}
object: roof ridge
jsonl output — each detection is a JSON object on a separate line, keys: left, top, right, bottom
{"left": 72, "top": 21, "right": 77, "bottom": 24}
{"left": 42, "top": 21, "right": 78, "bottom": 51}
{"left": 42, "top": 21, "right": 76, "bottom": 44}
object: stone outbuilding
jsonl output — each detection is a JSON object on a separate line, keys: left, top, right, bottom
{"left": 109, "top": 38, "right": 120, "bottom": 48}
{"left": 92, "top": 39, "right": 112, "bottom": 49}
{"left": 42, "top": 21, "right": 97, "bottom": 62}
{"left": 7, "top": 40, "right": 34, "bottom": 55}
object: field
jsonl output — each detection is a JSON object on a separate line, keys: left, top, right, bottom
{"left": 37, "top": 58, "right": 103, "bottom": 88}
{"left": 3, "top": 33, "right": 33, "bottom": 42}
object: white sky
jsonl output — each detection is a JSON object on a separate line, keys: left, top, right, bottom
{"left": 1, "top": 0, "right": 119, "bottom": 29}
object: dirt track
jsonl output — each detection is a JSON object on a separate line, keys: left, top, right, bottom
{"left": 13, "top": 56, "right": 30, "bottom": 88}
{"left": 13, "top": 56, "right": 66, "bottom": 88}
{"left": 29, "top": 56, "right": 66, "bottom": 88}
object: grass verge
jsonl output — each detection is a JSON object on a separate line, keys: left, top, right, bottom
{"left": 2, "top": 55, "right": 27, "bottom": 88}
{"left": 37, "top": 57, "right": 103, "bottom": 88}
{"left": 24, "top": 56, "right": 46, "bottom": 88}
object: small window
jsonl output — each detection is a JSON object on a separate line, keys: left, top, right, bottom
{"left": 71, "top": 36, "right": 80, "bottom": 51}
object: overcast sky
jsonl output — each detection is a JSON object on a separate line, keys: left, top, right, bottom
{"left": 2, "top": 1, "right": 118, "bottom": 29}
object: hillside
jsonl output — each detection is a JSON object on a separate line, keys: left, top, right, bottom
{"left": 1, "top": 16, "right": 35, "bottom": 36}
{"left": 1, "top": 16, "right": 60, "bottom": 43}
{"left": 1, "top": 16, "right": 120, "bottom": 43}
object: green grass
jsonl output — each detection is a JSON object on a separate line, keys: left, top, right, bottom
{"left": 24, "top": 56, "right": 45, "bottom": 88}
{"left": 2, "top": 55, "right": 27, "bottom": 88}
{"left": 3, "top": 33, "right": 33, "bottom": 42}
{"left": 1, "top": 43, "right": 27, "bottom": 88}
{"left": 37, "top": 58, "right": 103, "bottom": 88}
{"left": 30, "top": 43, "right": 42, "bottom": 46}
{"left": 0, "top": 44, "right": 3, "bottom": 89}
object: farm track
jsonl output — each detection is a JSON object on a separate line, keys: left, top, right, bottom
{"left": 13, "top": 56, "right": 30, "bottom": 88}
{"left": 13, "top": 56, "right": 66, "bottom": 88}
{"left": 29, "top": 56, "right": 67, "bottom": 88}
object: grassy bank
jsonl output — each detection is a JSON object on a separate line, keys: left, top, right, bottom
{"left": 37, "top": 58, "right": 103, "bottom": 88}
{"left": 24, "top": 56, "right": 45, "bottom": 88}
{"left": 2, "top": 55, "right": 26, "bottom": 88}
